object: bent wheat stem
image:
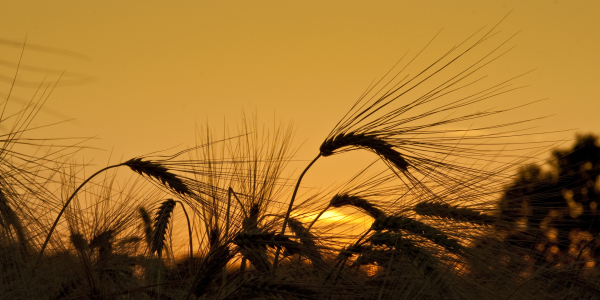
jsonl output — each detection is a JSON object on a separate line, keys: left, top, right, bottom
{"left": 36, "top": 163, "right": 123, "bottom": 267}
{"left": 272, "top": 153, "right": 321, "bottom": 273}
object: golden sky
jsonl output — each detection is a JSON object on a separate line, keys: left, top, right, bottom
{"left": 1, "top": 1, "right": 600, "bottom": 191}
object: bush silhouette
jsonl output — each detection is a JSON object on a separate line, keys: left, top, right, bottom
{"left": 498, "top": 134, "right": 600, "bottom": 267}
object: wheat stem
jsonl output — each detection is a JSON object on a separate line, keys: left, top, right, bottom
{"left": 176, "top": 201, "right": 193, "bottom": 260}
{"left": 225, "top": 188, "right": 232, "bottom": 238}
{"left": 307, "top": 204, "right": 331, "bottom": 231}
{"left": 229, "top": 187, "right": 248, "bottom": 219}
{"left": 36, "top": 163, "right": 124, "bottom": 267}
{"left": 272, "top": 153, "right": 321, "bottom": 273}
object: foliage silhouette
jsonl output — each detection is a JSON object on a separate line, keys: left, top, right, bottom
{"left": 497, "top": 134, "right": 600, "bottom": 267}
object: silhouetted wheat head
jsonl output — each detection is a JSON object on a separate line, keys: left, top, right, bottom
{"left": 124, "top": 158, "right": 192, "bottom": 196}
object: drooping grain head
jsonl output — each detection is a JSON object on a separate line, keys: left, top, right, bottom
{"left": 371, "top": 215, "right": 463, "bottom": 254}
{"left": 89, "top": 229, "right": 115, "bottom": 260}
{"left": 330, "top": 194, "right": 385, "bottom": 219}
{"left": 287, "top": 218, "right": 324, "bottom": 264}
{"left": 414, "top": 201, "right": 495, "bottom": 226}
{"left": 368, "top": 230, "right": 423, "bottom": 256}
{"left": 0, "top": 188, "right": 28, "bottom": 254}
{"left": 151, "top": 199, "right": 177, "bottom": 258}
{"left": 233, "top": 231, "right": 304, "bottom": 256}
{"left": 320, "top": 132, "right": 409, "bottom": 171}
{"left": 193, "top": 245, "right": 233, "bottom": 297}
{"left": 138, "top": 207, "right": 153, "bottom": 249}
{"left": 287, "top": 218, "right": 316, "bottom": 245}
{"left": 242, "top": 203, "right": 260, "bottom": 232}
{"left": 70, "top": 233, "right": 89, "bottom": 253}
{"left": 336, "top": 244, "right": 371, "bottom": 261}
{"left": 124, "top": 158, "right": 192, "bottom": 196}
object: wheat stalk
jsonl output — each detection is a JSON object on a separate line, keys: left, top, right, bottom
{"left": 414, "top": 200, "right": 495, "bottom": 226}
{"left": 234, "top": 231, "right": 304, "bottom": 257}
{"left": 175, "top": 200, "right": 194, "bottom": 260}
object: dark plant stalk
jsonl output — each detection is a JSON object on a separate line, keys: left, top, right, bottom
{"left": 307, "top": 204, "right": 331, "bottom": 231}
{"left": 36, "top": 163, "right": 124, "bottom": 267}
{"left": 229, "top": 187, "right": 248, "bottom": 219}
{"left": 272, "top": 153, "right": 321, "bottom": 273}
{"left": 225, "top": 188, "right": 232, "bottom": 237}
{"left": 176, "top": 200, "right": 193, "bottom": 260}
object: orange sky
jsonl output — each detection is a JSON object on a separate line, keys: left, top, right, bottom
{"left": 1, "top": 1, "right": 600, "bottom": 193}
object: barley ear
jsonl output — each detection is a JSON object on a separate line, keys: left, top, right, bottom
{"left": 0, "top": 188, "right": 28, "bottom": 254}
{"left": 372, "top": 215, "right": 463, "bottom": 254}
{"left": 414, "top": 201, "right": 495, "bottom": 226}
{"left": 151, "top": 199, "right": 176, "bottom": 258}
{"left": 287, "top": 218, "right": 323, "bottom": 264}
{"left": 320, "top": 132, "right": 409, "bottom": 171}
{"left": 70, "top": 233, "right": 89, "bottom": 254}
{"left": 187, "top": 245, "right": 233, "bottom": 300}
{"left": 124, "top": 158, "right": 192, "bottom": 196}
{"left": 330, "top": 194, "right": 384, "bottom": 219}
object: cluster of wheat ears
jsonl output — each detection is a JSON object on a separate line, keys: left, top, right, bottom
{"left": 2, "top": 21, "right": 600, "bottom": 300}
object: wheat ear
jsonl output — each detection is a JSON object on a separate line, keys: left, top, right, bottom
{"left": 0, "top": 188, "right": 28, "bottom": 254}
{"left": 364, "top": 230, "right": 458, "bottom": 298}
{"left": 124, "top": 158, "right": 192, "bottom": 196}
{"left": 320, "top": 132, "right": 409, "bottom": 171}
{"left": 89, "top": 229, "right": 115, "bottom": 262}
{"left": 330, "top": 193, "right": 385, "bottom": 219}
{"left": 151, "top": 199, "right": 176, "bottom": 258}
{"left": 235, "top": 232, "right": 305, "bottom": 256}
{"left": 139, "top": 207, "right": 153, "bottom": 250}
{"left": 368, "top": 230, "right": 434, "bottom": 261}
{"left": 187, "top": 244, "right": 233, "bottom": 299}
{"left": 371, "top": 215, "right": 463, "bottom": 254}
{"left": 287, "top": 218, "right": 323, "bottom": 265}
{"left": 414, "top": 201, "right": 495, "bottom": 226}
{"left": 69, "top": 233, "right": 97, "bottom": 297}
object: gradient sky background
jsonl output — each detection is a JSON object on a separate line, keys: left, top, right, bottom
{"left": 1, "top": 1, "right": 599, "bottom": 192}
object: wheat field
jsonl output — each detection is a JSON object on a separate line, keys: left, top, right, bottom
{"left": 2, "top": 20, "right": 599, "bottom": 300}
